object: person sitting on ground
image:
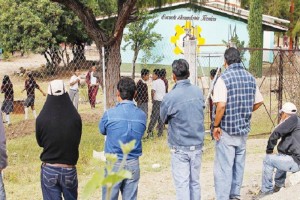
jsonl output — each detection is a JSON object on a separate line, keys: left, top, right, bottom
{"left": 256, "top": 102, "right": 300, "bottom": 198}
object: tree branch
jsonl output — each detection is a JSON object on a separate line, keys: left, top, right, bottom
{"left": 106, "top": 0, "right": 137, "bottom": 46}
{"left": 50, "top": 0, "right": 107, "bottom": 47}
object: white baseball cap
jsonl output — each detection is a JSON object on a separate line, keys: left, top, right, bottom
{"left": 47, "top": 80, "right": 67, "bottom": 96}
{"left": 279, "top": 102, "right": 297, "bottom": 114}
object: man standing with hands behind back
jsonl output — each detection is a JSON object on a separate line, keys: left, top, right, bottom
{"left": 213, "top": 47, "right": 263, "bottom": 200}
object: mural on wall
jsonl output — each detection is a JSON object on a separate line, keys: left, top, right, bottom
{"left": 170, "top": 20, "right": 206, "bottom": 55}
{"left": 121, "top": 8, "right": 273, "bottom": 66}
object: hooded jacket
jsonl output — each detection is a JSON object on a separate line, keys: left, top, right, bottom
{"left": 36, "top": 93, "right": 82, "bottom": 165}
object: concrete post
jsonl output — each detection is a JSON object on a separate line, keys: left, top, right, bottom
{"left": 184, "top": 39, "right": 197, "bottom": 85}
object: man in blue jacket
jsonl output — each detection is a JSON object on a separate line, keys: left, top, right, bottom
{"left": 160, "top": 59, "right": 205, "bottom": 200}
{"left": 99, "top": 77, "right": 146, "bottom": 200}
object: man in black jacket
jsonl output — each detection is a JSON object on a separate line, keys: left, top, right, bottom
{"left": 258, "top": 102, "right": 300, "bottom": 197}
{"left": 36, "top": 80, "right": 82, "bottom": 200}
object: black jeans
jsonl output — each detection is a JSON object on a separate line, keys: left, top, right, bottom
{"left": 147, "top": 100, "right": 163, "bottom": 136}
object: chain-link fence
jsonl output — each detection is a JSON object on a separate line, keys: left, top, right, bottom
{"left": 0, "top": 46, "right": 104, "bottom": 139}
{"left": 1, "top": 45, "right": 300, "bottom": 140}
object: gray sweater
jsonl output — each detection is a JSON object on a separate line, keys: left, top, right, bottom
{"left": 0, "top": 113, "right": 7, "bottom": 169}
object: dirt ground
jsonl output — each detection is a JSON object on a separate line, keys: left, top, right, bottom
{"left": 137, "top": 139, "right": 299, "bottom": 200}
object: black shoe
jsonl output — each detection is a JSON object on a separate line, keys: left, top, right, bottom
{"left": 230, "top": 197, "right": 240, "bottom": 200}
{"left": 273, "top": 185, "right": 281, "bottom": 193}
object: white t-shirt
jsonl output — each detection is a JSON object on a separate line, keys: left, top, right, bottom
{"left": 213, "top": 77, "right": 263, "bottom": 104}
{"left": 69, "top": 75, "right": 79, "bottom": 90}
{"left": 90, "top": 72, "right": 97, "bottom": 85}
{"left": 152, "top": 79, "right": 166, "bottom": 101}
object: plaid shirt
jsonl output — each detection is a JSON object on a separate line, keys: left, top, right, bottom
{"left": 220, "top": 63, "right": 256, "bottom": 136}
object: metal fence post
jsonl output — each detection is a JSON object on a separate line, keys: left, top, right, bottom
{"left": 278, "top": 49, "right": 283, "bottom": 123}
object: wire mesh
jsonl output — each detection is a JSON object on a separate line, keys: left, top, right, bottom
{"left": 0, "top": 45, "right": 104, "bottom": 139}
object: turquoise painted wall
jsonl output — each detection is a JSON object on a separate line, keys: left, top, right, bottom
{"left": 121, "top": 7, "right": 273, "bottom": 68}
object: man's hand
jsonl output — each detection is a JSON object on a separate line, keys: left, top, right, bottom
{"left": 213, "top": 127, "right": 222, "bottom": 141}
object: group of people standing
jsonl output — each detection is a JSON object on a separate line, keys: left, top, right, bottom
{"left": 135, "top": 68, "right": 168, "bottom": 138}
{"left": 1, "top": 47, "right": 300, "bottom": 200}
{"left": 68, "top": 64, "right": 100, "bottom": 110}
{"left": 0, "top": 63, "right": 100, "bottom": 126}
{"left": 1, "top": 73, "right": 46, "bottom": 125}
{"left": 100, "top": 47, "right": 300, "bottom": 200}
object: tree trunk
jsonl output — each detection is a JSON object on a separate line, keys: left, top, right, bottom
{"left": 131, "top": 49, "right": 139, "bottom": 79}
{"left": 100, "top": 38, "right": 122, "bottom": 108}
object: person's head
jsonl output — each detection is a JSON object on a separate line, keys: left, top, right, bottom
{"left": 210, "top": 69, "right": 217, "bottom": 80}
{"left": 160, "top": 69, "right": 167, "bottom": 78}
{"left": 224, "top": 47, "right": 241, "bottom": 66}
{"left": 74, "top": 68, "right": 80, "bottom": 76}
{"left": 141, "top": 69, "right": 150, "bottom": 81}
{"left": 2, "top": 75, "right": 10, "bottom": 84}
{"left": 153, "top": 69, "right": 160, "bottom": 80}
{"left": 172, "top": 59, "right": 190, "bottom": 81}
{"left": 27, "top": 72, "right": 34, "bottom": 81}
{"left": 279, "top": 102, "right": 297, "bottom": 121}
{"left": 47, "top": 80, "right": 67, "bottom": 96}
{"left": 117, "top": 77, "right": 136, "bottom": 101}
{"left": 91, "top": 63, "right": 96, "bottom": 72}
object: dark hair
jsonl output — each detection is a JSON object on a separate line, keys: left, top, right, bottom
{"left": 160, "top": 69, "right": 166, "bottom": 77}
{"left": 153, "top": 69, "right": 160, "bottom": 76}
{"left": 2, "top": 75, "right": 10, "bottom": 85}
{"left": 172, "top": 59, "right": 190, "bottom": 80}
{"left": 224, "top": 47, "right": 241, "bottom": 65}
{"left": 92, "top": 62, "right": 96, "bottom": 66}
{"left": 210, "top": 69, "right": 217, "bottom": 77}
{"left": 141, "top": 69, "right": 149, "bottom": 77}
{"left": 117, "top": 77, "right": 136, "bottom": 100}
{"left": 74, "top": 67, "right": 78, "bottom": 72}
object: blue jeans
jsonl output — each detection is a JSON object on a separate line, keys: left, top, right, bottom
{"left": 214, "top": 131, "right": 247, "bottom": 200}
{"left": 170, "top": 146, "right": 202, "bottom": 200}
{"left": 41, "top": 165, "right": 78, "bottom": 200}
{"left": 0, "top": 171, "right": 6, "bottom": 200}
{"left": 102, "top": 159, "right": 140, "bottom": 200}
{"left": 261, "top": 154, "right": 300, "bottom": 193}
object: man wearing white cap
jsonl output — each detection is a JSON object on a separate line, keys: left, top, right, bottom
{"left": 257, "top": 102, "right": 300, "bottom": 198}
{"left": 36, "top": 80, "right": 82, "bottom": 200}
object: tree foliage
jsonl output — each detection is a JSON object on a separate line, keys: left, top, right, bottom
{"left": 0, "top": 0, "right": 60, "bottom": 55}
{"left": 123, "top": 12, "right": 163, "bottom": 79}
{"left": 48, "top": 0, "right": 177, "bottom": 107}
{"left": 247, "top": 0, "right": 263, "bottom": 77}
{"left": 0, "top": 0, "right": 91, "bottom": 69}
